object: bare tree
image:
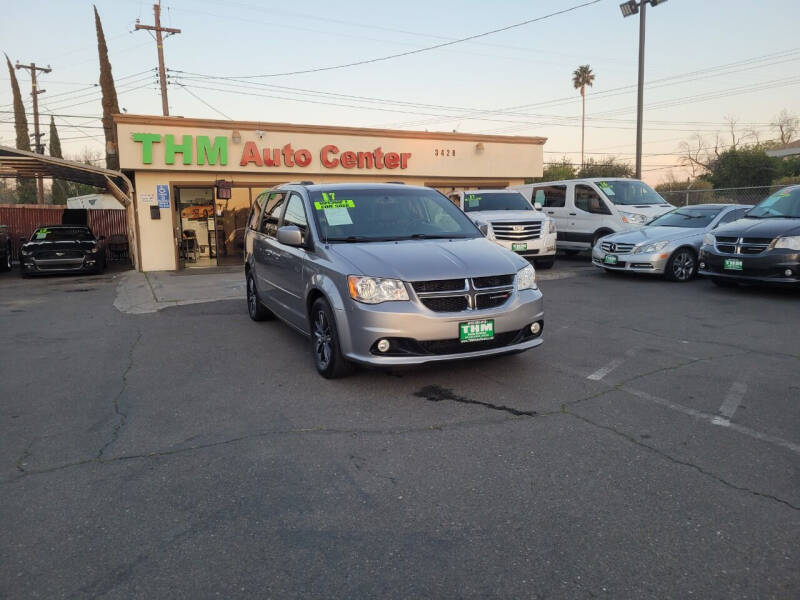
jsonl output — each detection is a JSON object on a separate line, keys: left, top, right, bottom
{"left": 770, "top": 109, "right": 799, "bottom": 145}
{"left": 725, "top": 115, "right": 740, "bottom": 150}
{"left": 678, "top": 133, "right": 714, "bottom": 178}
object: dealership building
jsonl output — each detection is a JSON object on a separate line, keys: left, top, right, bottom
{"left": 115, "top": 114, "right": 546, "bottom": 271}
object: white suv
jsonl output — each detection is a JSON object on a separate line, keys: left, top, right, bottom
{"left": 509, "top": 179, "right": 673, "bottom": 253}
{"left": 451, "top": 189, "right": 557, "bottom": 268}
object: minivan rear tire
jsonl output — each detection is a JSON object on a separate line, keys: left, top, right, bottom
{"left": 310, "top": 297, "right": 354, "bottom": 379}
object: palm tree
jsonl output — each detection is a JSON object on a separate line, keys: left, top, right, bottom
{"left": 572, "top": 65, "right": 595, "bottom": 169}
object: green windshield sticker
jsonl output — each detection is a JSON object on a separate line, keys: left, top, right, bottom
{"left": 34, "top": 228, "right": 51, "bottom": 239}
{"left": 466, "top": 194, "right": 481, "bottom": 207}
{"left": 314, "top": 193, "right": 354, "bottom": 210}
{"left": 598, "top": 182, "right": 615, "bottom": 196}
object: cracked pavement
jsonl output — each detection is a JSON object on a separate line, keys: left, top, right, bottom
{"left": 1, "top": 256, "right": 798, "bottom": 599}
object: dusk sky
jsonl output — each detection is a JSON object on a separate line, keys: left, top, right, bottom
{"left": 2, "top": 0, "right": 798, "bottom": 183}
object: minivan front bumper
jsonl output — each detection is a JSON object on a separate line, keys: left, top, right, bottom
{"left": 698, "top": 246, "right": 800, "bottom": 283}
{"left": 336, "top": 289, "right": 544, "bottom": 365}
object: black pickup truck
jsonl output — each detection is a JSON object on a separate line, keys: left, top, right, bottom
{"left": 0, "top": 224, "right": 12, "bottom": 272}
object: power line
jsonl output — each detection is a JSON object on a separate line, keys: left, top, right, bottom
{"left": 177, "top": 83, "right": 232, "bottom": 120}
{"left": 171, "top": 0, "right": 603, "bottom": 79}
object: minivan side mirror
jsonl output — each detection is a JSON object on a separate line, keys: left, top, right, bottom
{"left": 276, "top": 225, "right": 304, "bottom": 247}
{"left": 533, "top": 201, "right": 543, "bottom": 210}
{"left": 476, "top": 221, "right": 490, "bottom": 237}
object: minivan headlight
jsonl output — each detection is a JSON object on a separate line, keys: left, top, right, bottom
{"left": 769, "top": 235, "right": 800, "bottom": 251}
{"left": 347, "top": 276, "right": 409, "bottom": 304}
{"left": 634, "top": 240, "right": 669, "bottom": 254}
{"left": 702, "top": 233, "right": 715, "bottom": 246}
{"left": 516, "top": 264, "right": 537, "bottom": 291}
{"left": 620, "top": 211, "right": 649, "bottom": 225}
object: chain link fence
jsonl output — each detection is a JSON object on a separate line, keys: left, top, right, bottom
{"left": 658, "top": 185, "right": 784, "bottom": 207}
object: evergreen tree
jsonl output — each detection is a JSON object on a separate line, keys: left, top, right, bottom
{"left": 49, "top": 116, "right": 68, "bottom": 204}
{"left": 5, "top": 53, "right": 36, "bottom": 202}
{"left": 94, "top": 5, "right": 120, "bottom": 170}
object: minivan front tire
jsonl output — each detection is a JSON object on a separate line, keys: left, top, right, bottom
{"left": 247, "top": 272, "right": 273, "bottom": 321}
{"left": 310, "top": 297, "right": 354, "bottom": 379}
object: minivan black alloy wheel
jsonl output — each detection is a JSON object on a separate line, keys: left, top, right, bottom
{"left": 666, "top": 249, "right": 696, "bottom": 282}
{"left": 310, "top": 298, "right": 353, "bottom": 379}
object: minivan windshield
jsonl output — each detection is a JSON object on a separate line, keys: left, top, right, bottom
{"left": 596, "top": 180, "right": 668, "bottom": 206}
{"left": 463, "top": 192, "right": 533, "bottom": 212}
{"left": 647, "top": 206, "right": 723, "bottom": 228}
{"left": 747, "top": 186, "right": 800, "bottom": 218}
{"left": 309, "top": 188, "right": 482, "bottom": 242}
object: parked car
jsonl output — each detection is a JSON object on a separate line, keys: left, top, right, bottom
{"left": 699, "top": 185, "right": 800, "bottom": 286}
{"left": 19, "top": 225, "right": 106, "bottom": 276}
{"left": 0, "top": 224, "right": 12, "bottom": 272}
{"left": 449, "top": 189, "right": 557, "bottom": 268}
{"left": 244, "top": 183, "right": 545, "bottom": 378}
{"left": 591, "top": 204, "right": 753, "bottom": 281}
{"left": 509, "top": 178, "right": 674, "bottom": 253}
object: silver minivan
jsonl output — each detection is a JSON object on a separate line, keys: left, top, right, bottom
{"left": 244, "top": 183, "right": 545, "bottom": 378}
{"left": 509, "top": 178, "right": 674, "bottom": 252}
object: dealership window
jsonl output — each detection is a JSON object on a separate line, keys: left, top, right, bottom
{"left": 533, "top": 185, "right": 566, "bottom": 208}
{"left": 248, "top": 193, "right": 265, "bottom": 230}
{"left": 575, "top": 185, "right": 611, "bottom": 214}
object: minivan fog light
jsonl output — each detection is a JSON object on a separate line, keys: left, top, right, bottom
{"left": 785, "top": 269, "right": 793, "bottom": 277}
{"left": 530, "top": 322, "right": 541, "bottom": 335}
{"left": 377, "top": 339, "right": 391, "bottom": 353}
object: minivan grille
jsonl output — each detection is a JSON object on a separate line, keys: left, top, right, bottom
{"left": 411, "top": 279, "right": 466, "bottom": 293}
{"left": 421, "top": 296, "right": 469, "bottom": 312}
{"left": 473, "top": 274, "right": 514, "bottom": 288}
{"left": 714, "top": 237, "right": 772, "bottom": 255}
{"left": 491, "top": 221, "right": 542, "bottom": 241}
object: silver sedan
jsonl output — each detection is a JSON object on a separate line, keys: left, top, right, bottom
{"left": 591, "top": 204, "right": 753, "bottom": 282}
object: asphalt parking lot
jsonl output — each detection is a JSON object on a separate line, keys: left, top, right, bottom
{"left": 1, "top": 256, "right": 798, "bottom": 599}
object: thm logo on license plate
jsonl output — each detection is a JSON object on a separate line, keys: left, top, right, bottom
{"left": 512, "top": 242, "right": 527, "bottom": 252}
{"left": 603, "top": 254, "right": 618, "bottom": 265}
{"left": 459, "top": 319, "right": 494, "bottom": 343}
{"left": 724, "top": 258, "right": 743, "bottom": 271}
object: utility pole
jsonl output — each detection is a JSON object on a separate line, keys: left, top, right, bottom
{"left": 16, "top": 61, "right": 51, "bottom": 204}
{"left": 620, "top": 0, "right": 667, "bottom": 180}
{"left": 135, "top": 2, "right": 180, "bottom": 116}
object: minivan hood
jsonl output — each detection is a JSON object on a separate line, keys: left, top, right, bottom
{"left": 465, "top": 210, "right": 544, "bottom": 223}
{"left": 714, "top": 217, "right": 800, "bottom": 239}
{"left": 329, "top": 237, "right": 526, "bottom": 281}
{"left": 605, "top": 226, "right": 699, "bottom": 245}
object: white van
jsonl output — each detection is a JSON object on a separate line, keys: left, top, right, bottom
{"left": 509, "top": 178, "right": 674, "bottom": 252}
{"left": 450, "top": 189, "right": 557, "bottom": 268}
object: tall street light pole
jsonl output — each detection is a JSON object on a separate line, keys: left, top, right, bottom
{"left": 620, "top": 0, "right": 667, "bottom": 180}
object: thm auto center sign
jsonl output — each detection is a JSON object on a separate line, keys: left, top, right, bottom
{"left": 131, "top": 133, "right": 411, "bottom": 171}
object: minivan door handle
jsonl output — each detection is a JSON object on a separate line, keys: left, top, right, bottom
{"left": 547, "top": 211, "right": 555, "bottom": 215}
{"left": 569, "top": 212, "right": 577, "bottom": 216}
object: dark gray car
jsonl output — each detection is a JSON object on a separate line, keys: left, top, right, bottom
{"left": 244, "top": 183, "right": 545, "bottom": 378}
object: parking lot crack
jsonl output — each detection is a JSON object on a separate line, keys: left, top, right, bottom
{"left": 564, "top": 409, "right": 800, "bottom": 512}
{"left": 96, "top": 328, "right": 142, "bottom": 459}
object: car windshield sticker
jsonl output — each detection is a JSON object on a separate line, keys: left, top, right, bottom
{"left": 466, "top": 194, "right": 481, "bottom": 207}
{"left": 324, "top": 208, "right": 353, "bottom": 226}
{"left": 34, "top": 228, "right": 51, "bottom": 239}
{"left": 314, "top": 192, "right": 355, "bottom": 210}
{"left": 598, "top": 182, "right": 615, "bottom": 196}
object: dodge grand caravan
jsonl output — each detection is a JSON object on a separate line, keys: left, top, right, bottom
{"left": 244, "top": 183, "right": 545, "bottom": 378}
{"left": 509, "top": 178, "right": 673, "bottom": 252}
{"left": 450, "top": 189, "right": 557, "bottom": 268}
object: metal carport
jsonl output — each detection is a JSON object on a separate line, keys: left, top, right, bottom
{"left": 0, "top": 145, "right": 138, "bottom": 270}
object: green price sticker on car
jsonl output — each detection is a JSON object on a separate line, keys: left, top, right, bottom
{"left": 603, "top": 254, "right": 618, "bottom": 265}
{"left": 724, "top": 258, "right": 743, "bottom": 271}
{"left": 512, "top": 242, "right": 527, "bottom": 252}
{"left": 459, "top": 319, "right": 494, "bottom": 343}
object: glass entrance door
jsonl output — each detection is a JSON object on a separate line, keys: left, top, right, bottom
{"left": 177, "top": 187, "right": 217, "bottom": 268}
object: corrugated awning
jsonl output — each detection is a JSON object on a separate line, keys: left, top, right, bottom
{"left": 0, "top": 145, "right": 132, "bottom": 206}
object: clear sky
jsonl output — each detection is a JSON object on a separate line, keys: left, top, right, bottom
{"left": 2, "top": 0, "right": 798, "bottom": 184}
